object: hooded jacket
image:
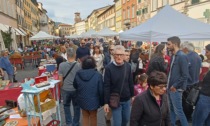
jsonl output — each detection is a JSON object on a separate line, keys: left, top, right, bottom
{"left": 73, "top": 69, "right": 104, "bottom": 110}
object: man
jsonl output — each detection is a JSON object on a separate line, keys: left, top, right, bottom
{"left": 69, "top": 41, "right": 78, "bottom": 51}
{"left": 103, "top": 45, "right": 115, "bottom": 67}
{"left": 58, "top": 48, "right": 81, "bottom": 126}
{"left": 76, "top": 39, "right": 90, "bottom": 61}
{"left": 0, "top": 50, "right": 14, "bottom": 82}
{"left": 180, "top": 42, "right": 202, "bottom": 122}
{"left": 124, "top": 50, "right": 130, "bottom": 63}
{"left": 167, "top": 36, "right": 189, "bottom": 126}
{"left": 104, "top": 45, "right": 134, "bottom": 126}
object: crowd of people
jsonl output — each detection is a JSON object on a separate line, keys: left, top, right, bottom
{"left": 55, "top": 36, "right": 209, "bottom": 126}
{"left": 0, "top": 36, "right": 209, "bottom": 126}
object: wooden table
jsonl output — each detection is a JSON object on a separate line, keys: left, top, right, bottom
{"left": 5, "top": 108, "right": 40, "bottom": 126}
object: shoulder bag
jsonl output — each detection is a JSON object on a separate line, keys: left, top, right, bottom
{"left": 185, "top": 71, "right": 209, "bottom": 106}
{"left": 109, "top": 64, "right": 127, "bottom": 109}
{"left": 63, "top": 62, "right": 77, "bottom": 81}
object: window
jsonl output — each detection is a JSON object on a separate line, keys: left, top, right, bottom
{"left": 152, "top": 0, "right": 158, "bottom": 11}
{"left": 127, "top": 8, "right": 130, "bottom": 19}
{"left": 136, "top": 10, "right": 141, "bottom": 15}
{"left": 138, "top": 0, "right": 141, "bottom": 3}
{"left": 162, "top": 0, "right": 168, "bottom": 6}
{"left": 123, "top": 10, "right": 126, "bottom": 19}
{"left": 132, "top": 6, "right": 135, "bottom": 18}
{"left": 142, "top": 8, "right": 148, "bottom": 14}
{"left": 191, "top": 0, "right": 199, "bottom": 4}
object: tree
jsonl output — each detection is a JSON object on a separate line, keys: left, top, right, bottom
{"left": 1, "top": 29, "right": 13, "bottom": 49}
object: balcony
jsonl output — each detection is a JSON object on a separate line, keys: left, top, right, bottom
{"left": 124, "top": 18, "right": 131, "bottom": 25}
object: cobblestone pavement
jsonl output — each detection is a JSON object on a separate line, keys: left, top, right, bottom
{"left": 16, "top": 66, "right": 192, "bottom": 126}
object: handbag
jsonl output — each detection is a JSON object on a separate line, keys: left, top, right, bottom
{"left": 185, "top": 84, "right": 201, "bottom": 106}
{"left": 109, "top": 64, "right": 127, "bottom": 109}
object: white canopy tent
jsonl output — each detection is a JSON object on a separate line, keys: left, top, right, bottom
{"left": 29, "top": 31, "right": 59, "bottom": 40}
{"left": 120, "top": 5, "right": 210, "bottom": 42}
{"left": 95, "top": 27, "right": 119, "bottom": 37}
{"left": 81, "top": 29, "right": 97, "bottom": 38}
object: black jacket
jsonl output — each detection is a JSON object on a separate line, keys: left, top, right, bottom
{"left": 130, "top": 89, "right": 171, "bottom": 126}
{"left": 104, "top": 62, "right": 134, "bottom": 104}
{"left": 146, "top": 56, "right": 167, "bottom": 75}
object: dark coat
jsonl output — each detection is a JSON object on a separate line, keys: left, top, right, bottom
{"left": 130, "top": 89, "right": 171, "bottom": 126}
{"left": 73, "top": 69, "right": 104, "bottom": 110}
{"left": 146, "top": 55, "right": 168, "bottom": 75}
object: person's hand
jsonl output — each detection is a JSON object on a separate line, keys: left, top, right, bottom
{"left": 104, "top": 104, "right": 110, "bottom": 113}
{"left": 170, "top": 86, "right": 176, "bottom": 92}
{"left": 131, "top": 96, "right": 135, "bottom": 105}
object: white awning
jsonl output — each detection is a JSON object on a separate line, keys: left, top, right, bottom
{"left": 0, "top": 23, "right": 8, "bottom": 32}
{"left": 19, "top": 28, "right": 27, "bottom": 35}
{"left": 15, "top": 28, "right": 26, "bottom": 36}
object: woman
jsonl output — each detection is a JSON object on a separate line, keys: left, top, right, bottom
{"left": 146, "top": 44, "right": 168, "bottom": 75}
{"left": 130, "top": 71, "right": 170, "bottom": 126}
{"left": 90, "top": 43, "right": 94, "bottom": 56}
{"left": 92, "top": 45, "right": 104, "bottom": 73}
{"left": 73, "top": 56, "right": 103, "bottom": 126}
{"left": 192, "top": 44, "right": 210, "bottom": 126}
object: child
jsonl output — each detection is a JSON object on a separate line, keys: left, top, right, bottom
{"left": 134, "top": 73, "right": 148, "bottom": 96}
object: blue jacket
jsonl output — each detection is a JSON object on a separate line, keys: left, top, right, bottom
{"left": 168, "top": 50, "right": 189, "bottom": 90}
{"left": 73, "top": 69, "right": 104, "bottom": 110}
{"left": 187, "top": 51, "right": 202, "bottom": 85}
{"left": 0, "top": 57, "right": 14, "bottom": 75}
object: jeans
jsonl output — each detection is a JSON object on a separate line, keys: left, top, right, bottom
{"left": 192, "top": 94, "right": 210, "bottom": 126}
{"left": 82, "top": 109, "right": 97, "bottom": 126}
{"left": 62, "top": 90, "right": 80, "bottom": 126}
{"left": 168, "top": 91, "right": 188, "bottom": 126}
{"left": 112, "top": 100, "right": 131, "bottom": 126}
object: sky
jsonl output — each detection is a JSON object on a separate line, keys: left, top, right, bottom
{"left": 37, "top": 0, "right": 114, "bottom": 25}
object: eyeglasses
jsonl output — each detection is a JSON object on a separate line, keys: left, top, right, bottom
{"left": 156, "top": 85, "right": 167, "bottom": 89}
{"left": 114, "top": 54, "right": 124, "bottom": 57}
{"left": 81, "top": 43, "right": 85, "bottom": 45}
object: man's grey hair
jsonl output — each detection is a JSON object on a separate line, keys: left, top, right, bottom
{"left": 1, "top": 50, "right": 7, "bottom": 56}
{"left": 180, "top": 42, "right": 195, "bottom": 51}
{"left": 114, "top": 45, "right": 125, "bottom": 53}
{"left": 66, "top": 47, "right": 76, "bottom": 58}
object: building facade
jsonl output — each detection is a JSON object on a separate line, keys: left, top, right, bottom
{"left": 122, "top": 0, "right": 138, "bottom": 30}
{"left": 0, "top": 0, "right": 17, "bottom": 28}
{"left": 38, "top": 2, "right": 49, "bottom": 33}
{"left": 114, "top": 0, "right": 123, "bottom": 32}
{"left": 58, "top": 24, "right": 72, "bottom": 37}
{"left": 31, "top": 0, "right": 39, "bottom": 34}
{"left": 136, "top": 0, "right": 151, "bottom": 25}
{"left": 48, "top": 19, "right": 55, "bottom": 35}
{"left": 70, "top": 26, "right": 76, "bottom": 35}
{"left": 87, "top": 6, "right": 111, "bottom": 31}
{"left": 150, "top": 0, "right": 187, "bottom": 17}
{"left": 97, "top": 5, "right": 116, "bottom": 31}
{"left": 75, "top": 20, "right": 86, "bottom": 35}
